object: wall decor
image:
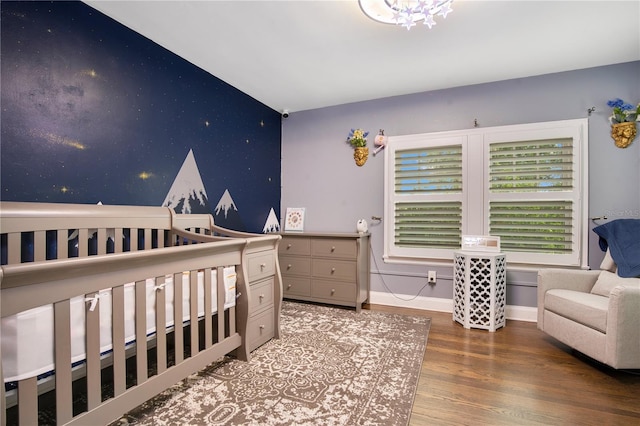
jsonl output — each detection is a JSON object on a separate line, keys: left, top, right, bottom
{"left": 284, "top": 207, "right": 306, "bottom": 232}
{"left": 607, "top": 98, "right": 639, "bottom": 148}
{"left": 373, "top": 129, "right": 387, "bottom": 156}
{"left": 346, "top": 128, "right": 369, "bottom": 166}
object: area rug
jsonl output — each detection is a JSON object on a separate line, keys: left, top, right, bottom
{"left": 115, "top": 301, "right": 431, "bottom": 426}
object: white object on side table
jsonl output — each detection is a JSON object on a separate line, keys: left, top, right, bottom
{"left": 453, "top": 250, "right": 506, "bottom": 332}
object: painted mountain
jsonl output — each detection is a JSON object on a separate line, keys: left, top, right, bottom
{"left": 162, "top": 149, "right": 212, "bottom": 214}
{"left": 214, "top": 189, "right": 245, "bottom": 230}
{"left": 262, "top": 208, "right": 280, "bottom": 233}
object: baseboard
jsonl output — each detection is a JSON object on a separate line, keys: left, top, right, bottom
{"left": 505, "top": 305, "right": 538, "bottom": 322}
{"left": 369, "top": 291, "right": 538, "bottom": 323}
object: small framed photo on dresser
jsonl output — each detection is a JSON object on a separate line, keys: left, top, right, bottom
{"left": 284, "top": 207, "right": 305, "bottom": 232}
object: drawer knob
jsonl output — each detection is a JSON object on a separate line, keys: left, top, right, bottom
{"left": 287, "top": 244, "right": 292, "bottom": 249}
{"left": 331, "top": 246, "right": 336, "bottom": 252}
{"left": 260, "top": 263, "right": 266, "bottom": 269}
{"left": 259, "top": 325, "right": 265, "bottom": 331}
{"left": 331, "top": 267, "right": 335, "bottom": 273}
{"left": 287, "top": 264, "right": 293, "bottom": 270}
{"left": 331, "top": 289, "right": 336, "bottom": 295}
{"left": 259, "top": 294, "right": 265, "bottom": 300}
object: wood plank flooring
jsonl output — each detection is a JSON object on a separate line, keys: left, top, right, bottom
{"left": 364, "top": 304, "right": 640, "bottom": 426}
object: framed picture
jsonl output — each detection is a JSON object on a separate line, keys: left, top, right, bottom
{"left": 461, "top": 235, "right": 501, "bottom": 252}
{"left": 284, "top": 207, "right": 305, "bottom": 232}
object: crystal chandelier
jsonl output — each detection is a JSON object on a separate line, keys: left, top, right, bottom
{"left": 359, "top": 0, "right": 454, "bottom": 30}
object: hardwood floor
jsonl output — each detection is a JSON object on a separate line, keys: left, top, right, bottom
{"left": 364, "top": 304, "right": 640, "bottom": 426}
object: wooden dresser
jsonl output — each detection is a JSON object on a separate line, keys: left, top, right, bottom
{"left": 279, "top": 232, "right": 370, "bottom": 312}
{"left": 244, "top": 237, "right": 283, "bottom": 352}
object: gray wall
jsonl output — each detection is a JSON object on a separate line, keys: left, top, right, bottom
{"left": 281, "top": 62, "right": 640, "bottom": 310}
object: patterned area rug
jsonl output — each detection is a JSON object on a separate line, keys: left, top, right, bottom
{"left": 114, "top": 301, "right": 431, "bottom": 426}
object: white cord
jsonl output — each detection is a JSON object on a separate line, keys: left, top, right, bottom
{"left": 369, "top": 240, "right": 429, "bottom": 302}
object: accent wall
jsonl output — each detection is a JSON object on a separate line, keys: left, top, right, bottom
{"left": 1, "top": 1, "right": 282, "bottom": 233}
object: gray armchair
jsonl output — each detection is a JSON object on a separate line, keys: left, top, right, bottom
{"left": 537, "top": 258, "right": 640, "bottom": 369}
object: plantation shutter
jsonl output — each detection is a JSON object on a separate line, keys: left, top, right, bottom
{"left": 394, "top": 145, "right": 463, "bottom": 194}
{"left": 488, "top": 138, "right": 573, "bottom": 192}
{"left": 489, "top": 201, "right": 574, "bottom": 253}
{"left": 384, "top": 119, "right": 586, "bottom": 266}
{"left": 488, "top": 138, "right": 575, "bottom": 254}
{"left": 394, "top": 145, "right": 463, "bottom": 249}
{"left": 395, "top": 202, "right": 462, "bottom": 248}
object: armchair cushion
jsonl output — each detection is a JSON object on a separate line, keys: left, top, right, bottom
{"left": 599, "top": 249, "right": 617, "bottom": 273}
{"left": 545, "top": 289, "right": 609, "bottom": 333}
{"left": 592, "top": 270, "right": 640, "bottom": 297}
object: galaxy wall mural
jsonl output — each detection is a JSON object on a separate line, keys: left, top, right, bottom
{"left": 1, "top": 1, "right": 282, "bottom": 233}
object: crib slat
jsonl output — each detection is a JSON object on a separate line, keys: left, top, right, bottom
{"left": 155, "top": 276, "right": 167, "bottom": 374}
{"left": 190, "top": 271, "right": 199, "bottom": 356}
{"left": 112, "top": 228, "right": 122, "bottom": 253}
{"left": 7, "top": 232, "right": 20, "bottom": 264}
{"left": 130, "top": 228, "right": 138, "bottom": 251}
{"left": 78, "top": 228, "right": 89, "bottom": 257}
{"left": 204, "top": 268, "right": 212, "bottom": 348}
{"left": 54, "top": 299, "right": 73, "bottom": 424}
{"left": 229, "top": 306, "right": 236, "bottom": 335}
{"left": 97, "top": 228, "right": 107, "bottom": 255}
{"left": 135, "top": 280, "right": 148, "bottom": 384}
{"left": 112, "top": 285, "right": 127, "bottom": 396}
{"left": 157, "top": 229, "right": 165, "bottom": 248}
{"left": 57, "top": 229, "right": 68, "bottom": 259}
{"left": 86, "top": 292, "right": 102, "bottom": 410}
{"left": 217, "top": 267, "right": 225, "bottom": 342}
{"left": 17, "top": 376, "right": 38, "bottom": 426}
{"left": 144, "top": 228, "right": 152, "bottom": 250}
{"left": 34, "top": 230, "right": 46, "bottom": 261}
{"left": 173, "top": 272, "right": 184, "bottom": 365}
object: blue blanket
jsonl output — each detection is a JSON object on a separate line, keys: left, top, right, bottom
{"left": 593, "top": 219, "right": 640, "bottom": 278}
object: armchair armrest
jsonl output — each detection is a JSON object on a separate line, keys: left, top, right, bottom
{"left": 606, "top": 284, "right": 640, "bottom": 369}
{"left": 537, "top": 269, "right": 600, "bottom": 328}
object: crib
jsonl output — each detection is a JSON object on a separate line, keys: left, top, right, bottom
{"left": 0, "top": 201, "right": 282, "bottom": 425}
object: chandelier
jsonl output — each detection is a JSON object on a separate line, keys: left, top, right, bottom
{"left": 359, "top": 0, "right": 454, "bottom": 30}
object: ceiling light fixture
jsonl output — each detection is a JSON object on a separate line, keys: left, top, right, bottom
{"left": 359, "top": 0, "right": 454, "bottom": 31}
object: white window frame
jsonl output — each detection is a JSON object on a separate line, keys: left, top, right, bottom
{"left": 383, "top": 119, "right": 589, "bottom": 269}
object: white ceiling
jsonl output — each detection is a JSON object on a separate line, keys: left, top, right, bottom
{"left": 84, "top": 0, "right": 640, "bottom": 113}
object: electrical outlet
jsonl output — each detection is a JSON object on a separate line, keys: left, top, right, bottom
{"left": 428, "top": 270, "right": 437, "bottom": 284}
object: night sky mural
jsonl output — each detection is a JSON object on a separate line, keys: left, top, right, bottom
{"left": 1, "top": 1, "right": 282, "bottom": 233}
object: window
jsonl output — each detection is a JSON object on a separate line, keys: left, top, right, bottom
{"left": 383, "top": 119, "right": 588, "bottom": 268}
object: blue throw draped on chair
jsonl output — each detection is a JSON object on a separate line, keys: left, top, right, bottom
{"left": 593, "top": 219, "right": 640, "bottom": 278}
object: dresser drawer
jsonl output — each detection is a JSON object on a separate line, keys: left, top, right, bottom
{"left": 280, "top": 237, "right": 311, "bottom": 256}
{"left": 311, "top": 280, "right": 356, "bottom": 303}
{"left": 283, "top": 276, "right": 311, "bottom": 297}
{"left": 247, "top": 251, "right": 276, "bottom": 282}
{"left": 248, "top": 307, "right": 275, "bottom": 351}
{"left": 249, "top": 277, "right": 274, "bottom": 315}
{"left": 312, "top": 258, "right": 356, "bottom": 281}
{"left": 280, "top": 255, "right": 311, "bottom": 277}
{"left": 311, "top": 238, "right": 357, "bottom": 259}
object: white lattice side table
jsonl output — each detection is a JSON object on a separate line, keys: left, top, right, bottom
{"left": 453, "top": 250, "right": 506, "bottom": 332}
